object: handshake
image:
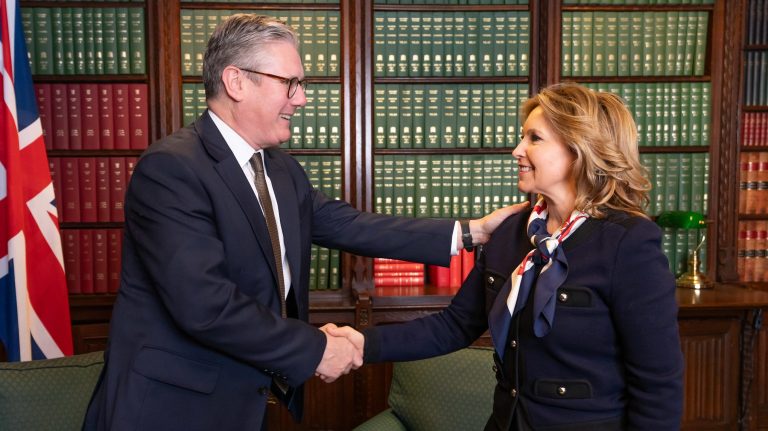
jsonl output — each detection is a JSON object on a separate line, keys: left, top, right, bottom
{"left": 315, "top": 323, "right": 365, "bottom": 383}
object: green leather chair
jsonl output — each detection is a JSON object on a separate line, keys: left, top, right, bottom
{"left": 0, "top": 351, "right": 104, "bottom": 431}
{"left": 354, "top": 347, "right": 496, "bottom": 431}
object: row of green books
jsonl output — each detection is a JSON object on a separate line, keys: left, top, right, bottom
{"left": 661, "top": 229, "right": 707, "bottom": 277}
{"left": 641, "top": 152, "right": 709, "bottom": 217}
{"left": 371, "top": 81, "right": 710, "bottom": 149}
{"left": 371, "top": 152, "right": 708, "bottom": 220}
{"left": 374, "top": 0, "right": 528, "bottom": 4}
{"left": 374, "top": 11, "right": 529, "bottom": 77}
{"left": 182, "top": 83, "right": 343, "bottom": 150}
{"left": 307, "top": 246, "right": 341, "bottom": 291}
{"left": 21, "top": 7, "right": 145, "bottom": 75}
{"left": 294, "top": 155, "right": 342, "bottom": 200}
{"left": 372, "top": 152, "right": 707, "bottom": 275}
{"left": 180, "top": 9, "right": 340, "bottom": 77}
{"left": 583, "top": 82, "right": 711, "bottom": 147}
{"left": 375, "top": 83, "right": 527, "bottom": 149}
{"left": 562, "top": 11, "right": 708, "bottom": 77}
{"left": 297, "top": 154, "right": 342, "bottom": 290}
{"left": 375, "top": 154, "right": 526, "bottom": 219}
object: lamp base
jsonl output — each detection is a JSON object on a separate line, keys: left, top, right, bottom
{"left": 676, "top": 271, "right": 712, "bottom": 289}
{"left": 676, "top": 249, "right": 712, "bottom": 289}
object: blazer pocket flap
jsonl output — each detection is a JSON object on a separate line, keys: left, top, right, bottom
{"left": 133, "top": 347, "right": 220, "bottom": 394}
{"left": 556, "top": 285, "right": 592, "bottom": 308}
{"left": 483, "top": 270, "right": 508, "bottom": 293}
{"left": 534, "top": 379, "right": 592, "bottom": 399}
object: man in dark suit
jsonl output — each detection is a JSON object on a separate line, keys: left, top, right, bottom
{"left": 83, "top": 14, "right": 520, "bottom": 430}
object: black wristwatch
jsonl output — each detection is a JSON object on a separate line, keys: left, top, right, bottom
{"left": 460, "top": 220, "right": 474, "bottom": 251}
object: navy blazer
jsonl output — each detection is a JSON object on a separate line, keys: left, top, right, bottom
{"left": 364, "top": 209, "right": 684, "bottom": 430}
{"left": 83, "top": 111, "right": 455, "bottom": 431}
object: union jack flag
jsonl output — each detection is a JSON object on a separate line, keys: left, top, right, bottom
{"left": 0, "top": 0, "right": 73, "bottom": 361}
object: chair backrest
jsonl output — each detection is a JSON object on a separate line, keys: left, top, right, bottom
{"left": 0, "top": 351, "right": 104, "bottom": 431}
{"left": 387, "top": 347, "right": 496, "bottom": 431}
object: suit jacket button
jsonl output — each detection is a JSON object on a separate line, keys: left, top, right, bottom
{"left": 258, "top": 387, "right": 269, "bottom": 396}
{"left": 558, "top": 292, "right": 569, "bottom": 303}
{"left": 487, "top": 276, "right": 495, "bottom": 285}
{"left": 510, "top": 339, "right": 518, "bottom": 349}
{"left": 558, "top": 386, "right": 567, "bottom": 396}
{"left": 511, "top": 388, "right": 517, "bottom": 397}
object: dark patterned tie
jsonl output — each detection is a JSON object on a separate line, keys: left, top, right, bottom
{"left": 250, "top": 152, "right": 287, "bottom": 319}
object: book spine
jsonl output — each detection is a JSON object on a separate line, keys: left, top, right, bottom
{"left": 80, "top": 229, "right": 94, "bottom": 294}
{"left": 99, "top": 84, "right": 115, "bottom": 150}
{"left": 81, "top": 83, "right": 100, "bottom": 150}
{"left": 93, "top": 229, "right": 109, "bottom": 294}
{"left": 36, "top": 84, "right": 53, "bottom": 150}
{"left": 79, "top": 157, "right": 97, "bottom": 223}
{"left": 51, "top": 83, "right": 69, "bottom": 150}
{"left": 107, "top": 229, "right": 122, "bottom": 293}
{"left": 129, "top": 84, "right": 149, "bottom": 149}
{"left": 63, "top": 229, "right": 81, "bottom": 294}
{"left": 62, "top": 158, "right": 81, "bottom": 222}
{"left": 129, "top": 8, "right": 146, "bottom": 74}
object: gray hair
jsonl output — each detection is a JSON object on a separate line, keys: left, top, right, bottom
{"left": 202, "top": 14, "right": 299, "bottom": 100}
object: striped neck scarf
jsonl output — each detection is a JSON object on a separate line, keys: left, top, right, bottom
{"left": 505, "top": 198, "right": 589, "bottom": 337}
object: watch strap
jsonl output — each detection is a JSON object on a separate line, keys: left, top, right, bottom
{"left": 460, "top": 220, "right": 474, "bottom": 251}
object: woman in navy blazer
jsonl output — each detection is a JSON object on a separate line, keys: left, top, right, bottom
{"left": 353, "top": 82, "right": 684, "bottom": 430}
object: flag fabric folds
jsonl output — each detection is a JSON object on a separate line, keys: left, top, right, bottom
{"left": 0, "top": 0, "right": 73, "bottom": 361}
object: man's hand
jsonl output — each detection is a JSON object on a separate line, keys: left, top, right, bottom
{"left": 315, "top": 324, "right": 363, "bottom": 383}
{"left": 323, "top": 324, "right": 364, "bottom": 354}
{"left": 469, "top": 201, "right": 530, "bottom": 245}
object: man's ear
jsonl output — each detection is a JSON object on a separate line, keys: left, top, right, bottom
{"left": 221, "top": 66, "right": 250, "bottom": 102}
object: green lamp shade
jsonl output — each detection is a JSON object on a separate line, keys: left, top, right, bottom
{"left": 656, "top": 211, "right": 707, "bottom": 229}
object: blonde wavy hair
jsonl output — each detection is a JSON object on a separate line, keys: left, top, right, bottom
{"left": 522, "top": 82, "right": 651, "bottom": 218}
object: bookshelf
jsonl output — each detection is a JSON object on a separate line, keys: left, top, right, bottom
{"left": 20, "top": 1, "right": 151, "bottom": 353}
{"left": 738, "top": 0, "right": 768, "bottom": 285}
{"left": 16, "top": 0, "right": 768, "bottom": 429}
{"left": 559, "top": 0, "right": 714, "bottom": 279}
{"left": 737, "top": 0, "right": 768, "bottom": 428}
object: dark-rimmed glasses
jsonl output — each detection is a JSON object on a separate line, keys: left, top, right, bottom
{"left": 238, "top": 67, "right": 308, "bottom": 99}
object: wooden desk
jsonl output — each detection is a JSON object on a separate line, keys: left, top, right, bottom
{"left": 675, "top": 284, "right": 768, "bottom": 431}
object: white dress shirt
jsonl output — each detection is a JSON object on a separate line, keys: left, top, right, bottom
{"left": 209, "top": 111, "right": 292, "bottom": 298}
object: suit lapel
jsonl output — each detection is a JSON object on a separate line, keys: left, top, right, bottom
{"left": 195, "top": 111, "right": 281, "bottom": 287}
{"left": 264, "top": 149, "right": 301, "bottom": 293}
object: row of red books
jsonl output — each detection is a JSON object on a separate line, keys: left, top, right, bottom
{"left": 429, "top": 249, "right": 475, "bottom": 289}
{"left": 372, "top": 249, "right": 476, "bottom": 289}
{"left": 36, "top": 83, "right": 149, "bottom": 151}
{"left": 373, "top": 258, "right": 425, "bottom": 287}
{"left": 741, "top": 112, "right": 768, "bottom": 147}
{"left": 50, "top": 156, "right": 138, "bottom": 223}
{"left": 62, "top": 229, "right": 123, "bottom": 295}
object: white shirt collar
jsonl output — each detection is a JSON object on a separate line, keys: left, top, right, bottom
{"left": 208, "top": 110, "right": 261, "bottom": 167}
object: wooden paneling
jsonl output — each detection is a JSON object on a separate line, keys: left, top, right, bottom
{"left": 679, "top": 317, "right": 740, "bottom": 430}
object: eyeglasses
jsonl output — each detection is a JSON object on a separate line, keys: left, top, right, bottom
{"left": 238, "top": 67, "right": 308, "bottom": 99}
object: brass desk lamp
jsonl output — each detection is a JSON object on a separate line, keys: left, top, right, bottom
{"left": 656, "top": 211, "right": 711, "bottom": 289}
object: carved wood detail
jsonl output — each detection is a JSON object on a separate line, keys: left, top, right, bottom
{"left": 714, "top": 0, "right": 745, "bottom": 282}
